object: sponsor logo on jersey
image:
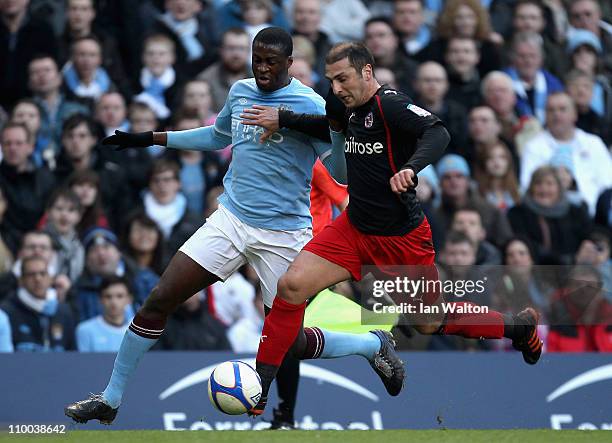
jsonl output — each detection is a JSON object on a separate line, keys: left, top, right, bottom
{"left": 365, "top": 112, "right": 374, "bottom": 128}
{"left": 344, "top": 137, "right": 384, "bottom": 155}
{"left": 278, "top": 104, "right": 291, "bottom": 112}
{"left": 238, "top": 98, "right": 248, "bottom": 105}
{"left": 407, "top": 104, "right": 431, "bottom": 117}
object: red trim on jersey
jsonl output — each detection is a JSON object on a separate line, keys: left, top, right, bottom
{"left": 375, "top": 95, "right": 398, "bottom": 174}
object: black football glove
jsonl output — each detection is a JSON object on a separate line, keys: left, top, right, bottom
{"left": 102, "top": 130, "right": 154, "bottom": 151}
{"left": 325, "top": 87, "right": 347, "bottom": 132}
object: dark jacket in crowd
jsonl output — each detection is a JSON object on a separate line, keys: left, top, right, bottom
{"left": 0, "top": 162, "right": 56, "bottom": 238}
{"left": 54, "top": 148, "right": 132, "bottom": 231}
{"left": 1, "top": 293, "right": 76, "bottom": 352}
{"left": 436, "top": 189, "right": 513, "bottom": 249}
{"left": 0, "top": 14, "right": 58, "bottom": 109}
{"left": 154, "top": 302, "right": 231, "bottom": 351}
{"left": 508, "top": 198, "right": 592, "bottom": 264}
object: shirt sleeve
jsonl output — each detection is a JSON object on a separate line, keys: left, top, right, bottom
{"left": 379, "top": 93, "right": 450, "bottom": 173}
{"left": 166, "top": 87, "right": 234, "bottom": 150}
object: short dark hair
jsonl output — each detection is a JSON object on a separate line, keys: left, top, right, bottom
{"left": 444, "top": 230, "right": 474, "bottom": 248}
{"left": 47, "top": 187, "right": 82, "bottom": 213}
{"left": 150, "top": 158, "right": 180, "bottom": 182}
{"left": 253, "top": 27, "right": 293, "bottom": 57}
{"left": 62, "top": 113, "right": 98, "bottom": 137}
{"left": 513, "top": 0, "right": 544, "bottom": 16}
{"left": 100, "top": 275, "right": 133, "bottom": 297}
{"left": 325, "top": 42, "right": 375, "bottom": 76}
{"left": 20, "top": 230, "right": 53, "bottom": 251}
{"left": 365, "top": 16, "right": 395, "bottom": 32}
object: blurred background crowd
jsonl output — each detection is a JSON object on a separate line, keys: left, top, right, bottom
{"left": 0, "top": 0, "right": 610, "bottom": 354}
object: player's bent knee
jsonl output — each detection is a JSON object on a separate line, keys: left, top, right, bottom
{"left": 277, "top": 273, "right": 308, "bottom": 305}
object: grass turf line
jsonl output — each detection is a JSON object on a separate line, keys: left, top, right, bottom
{"left": 1, "top": 430, "right": 611, "bottom": 443}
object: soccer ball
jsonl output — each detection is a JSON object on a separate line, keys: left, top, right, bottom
{"left": 208, "top": 360, "right": 262, "bottom": 415}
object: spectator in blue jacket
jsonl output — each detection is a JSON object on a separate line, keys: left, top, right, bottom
{"left": 73, "top": 227, "right": 159, "bottom": 321}
{"left": 76, "top": 276, "right": 133, "bottom": 352}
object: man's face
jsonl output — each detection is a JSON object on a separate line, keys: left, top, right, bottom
{"left": 531, "top": 173, "right": 560, "bottom": 207}
{"left": 1, "top": 126, "right": 33, "bottom": 169}
{"left": 443, "top": 241, "right": 476, "bottom": 267}
{"left": 87, "top": 242, "right": 121, "bottom": 276}
{"left": 452, "top": 211, "right": 485, "bottom": 244}
{"left": 100, "top": 283, "right": 132, "bottom": 319}
{"left": 62, "top": 122, "right": 96, "bottom": 161}
{"left": 221, "top": 33, "right": 250, "bottom": 72}
{"left": 73, "top": 39, "right": 102, "bottom": 79}
{"left": 415, "top": 64, "right": 448, "bottom": 103}
{"left": 252, "top": 43, "right": 292, "bottom": 92}
{"left": 293, "top": 0, "right": 320, "bottom": 36}
{"left": 545, "top": 94, "right": 577, "bottom": 137}
{"left": 441, "top": 171, "right": 469, "bottom": 199}
{"left": 468, "top": 107, "right": 500, "bottom": 143}
{"left": 289, "top": 58, "right": 314, "bottom": 87}
{"left": 20, "top": 259, "right": 52, "bottom": 299}
{"left": 12, "top": 103, "right": 41, "bottom": 135}
{"left": 393, "top": 0, "right": 423, "bottom": 36}
{"left": 165, "top": 0, "right": 200, "bottom": 21}
{"left": 570, "top": 0, "right": 601, "bottom": 34}
{"left": 150, "top": 169, "right": 181, "bottom": 204}
{"left": 325, "top": 57, "right": 370, "bottom": 108}
{"left": 445, "top": 39, "right": 479, "bottom": 75}
{"left": 365, "top": 21, "right": 398, "bottom": 60}
{"left": 513, "top": 3, "right": 544, "bottom": 33}
{"left": 512, "top": 42, "right": 542, "bottom": 81}
{"left": 97, "top": 93, "right": 127, "bottom": 128}
{"left": 29, "top": 58, "right": 62, "bottom": 95}
{"left": 484, "top": 78, "right": 516, "bottom": 115}
{"left": 143, "top": 41, "right": 175, "bottom": 77}
{"left": 19, "top": 233, "right": 54, "bottom": 262}
{"left": 0, "top": 0, "right": 29, "bottom": 17}
{"left": 67, "top": 0, "right": 95, "bottom": 33}
{"left": 129, "top": 108, "right": 157, "bottom": 133}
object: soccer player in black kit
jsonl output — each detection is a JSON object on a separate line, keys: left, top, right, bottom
{"left": 244, "top": 42, "right": 543, "bottom": 416}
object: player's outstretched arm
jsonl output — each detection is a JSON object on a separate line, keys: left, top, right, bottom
{"left": 240, "top": 105, "right": 330, "bottom": 143}
{"left": 102, "top": 130, "right": 162, "bottom": 150}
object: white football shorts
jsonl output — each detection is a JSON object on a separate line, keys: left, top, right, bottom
{"left": 179, "top": 204, "right": 312, "bottom": 307}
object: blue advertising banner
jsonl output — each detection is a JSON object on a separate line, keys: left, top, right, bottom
{"left": 1, "top": 352, "right": 611, "bottom": 431}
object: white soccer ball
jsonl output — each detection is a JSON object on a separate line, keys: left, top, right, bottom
{"left": 208, "top": 360, "right": 262, "bottom": 415}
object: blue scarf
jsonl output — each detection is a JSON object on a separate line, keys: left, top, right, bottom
{"left": 506, "top": 67, "right": 548, "bottom": 123}
{"left": 63, "top": 62, "right": 111, "bottom": 100}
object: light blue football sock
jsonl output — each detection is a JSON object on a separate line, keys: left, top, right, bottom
{"left": 319, "top": 330, "right": 382, "bottom": 361}
{"left": 102, "top": 329, "right": 158, "bottom": 408}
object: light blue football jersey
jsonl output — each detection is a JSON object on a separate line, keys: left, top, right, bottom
{"left": 167, "top": 78, "right": 331, "bottom": 231}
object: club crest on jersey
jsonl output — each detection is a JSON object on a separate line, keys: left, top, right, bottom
{"left": 407, "top": 104, "right": 431, "bottom": 117}
{"left": 365, "top": 112, "right": 374, "bottom": 128}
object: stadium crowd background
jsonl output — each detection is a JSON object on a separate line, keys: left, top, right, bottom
{"left": 0, "top": 0, "right": 610, "bottom": 354}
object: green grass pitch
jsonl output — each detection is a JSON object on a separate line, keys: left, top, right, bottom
{"left": 1, "top": 430, "right": 611, "bottom": 443}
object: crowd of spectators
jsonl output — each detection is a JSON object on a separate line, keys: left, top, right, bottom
{"left": 0, "top": 0, "right": 610, "bottom": 354}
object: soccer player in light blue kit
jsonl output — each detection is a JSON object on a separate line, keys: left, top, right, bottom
{"left": 65, "top": 28, "right": 402, "bottom": 425}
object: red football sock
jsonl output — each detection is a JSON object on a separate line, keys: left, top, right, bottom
{"left": 441, "top": 302, "right": 504, "bottom": 338}
{"left": 256, "top": 297, "right": 306, "bottom": 367}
